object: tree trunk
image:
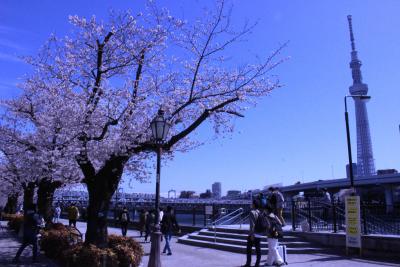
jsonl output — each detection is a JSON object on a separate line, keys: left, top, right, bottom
{"left": 84, "top": 156, "right": 126, "bottom": 247}
{"left": 37, "top": 179, "right": 62, "bottom": 223}
{"left": 4, "top": 192, "right": 19, "bottom": 213}
{"left": 23, "top": 182, "right": 36, "bottom": 211}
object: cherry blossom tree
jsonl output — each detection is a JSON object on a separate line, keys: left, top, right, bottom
{"left": 0, "top": 99, "right": 82, "bottom": 221}
{"left": 7, "top": 0, "right": 285, "bottom": 245}
{"left": 0, "top": 161, "right": 21, "bottom": 214}
{"left": 0, "top": 143, "right": 35, "bottom": 212}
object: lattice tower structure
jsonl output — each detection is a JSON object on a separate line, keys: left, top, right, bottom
{"left": 347, "top": 15, "right": 376, "bottom": 176}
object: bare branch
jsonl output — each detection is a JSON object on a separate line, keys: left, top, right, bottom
{"left": 165, "top": 96, "right": 239, "bottom": 149}
{"left": 215, "top": 109, "right": 244, "bottom": 117}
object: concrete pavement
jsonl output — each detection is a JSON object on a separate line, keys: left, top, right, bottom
{"left": 0, "top": 221, "right": 57, "bottom": 267}
{"left": 66, "top": 219, "right": 400, "bottom": 267}
{"left": 1, "top": 219, "right": 399, "bottom": 267}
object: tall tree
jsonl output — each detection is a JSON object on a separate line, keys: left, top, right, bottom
{"left": 0, "top": 104, "right": 82, "bottom": 221}
{"left": 0, "top": 130, "right": 38, "bottom": 211}
{"left": 6, "top": 0, "right": 285, "bottom": 246}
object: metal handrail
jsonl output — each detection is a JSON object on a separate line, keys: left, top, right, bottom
{"left": 212, "top": 208, "right": 243, "bottom": 225}
{"left": 332, "top": 202, "right": 398, "bottom": 234}
{"left": 217, "top": 211, "right": 244, "bottom": 226}
{"left": 292, "top": 199, "right": 400, "bottom": 235}
{"left": 210, "top": 208, "right": 244, "bottom": 243}
{"left": 238, "top": 212, "right": 250, "bottom": 229}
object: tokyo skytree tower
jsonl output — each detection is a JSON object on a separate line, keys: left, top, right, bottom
{"left": 347, "top": 15, "right": 376, "bottom": 176}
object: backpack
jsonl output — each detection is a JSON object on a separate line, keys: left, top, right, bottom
{"left": 268, "top": 193, "right": 277, "bottom": 209}
{"left": 121, "top": 212, "right": 128, "bottom": 222}
{"left": 254, "top": 210, "right": 269, "bottom": 233}
{"left": 259, "top": 194, "right": 268, "bottom": 209}
{"left": 268, "top": 215, "right": 283, "bottom": 238}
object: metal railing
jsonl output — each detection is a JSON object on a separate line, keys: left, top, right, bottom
{"left": 212, "top": 208, "right": 244, "bottom": 226}
{"left": 209, "top": 208, "right": 245, "bottom": 243}
{"left": 289, "top": 198, "right": 400, "bottom": 235}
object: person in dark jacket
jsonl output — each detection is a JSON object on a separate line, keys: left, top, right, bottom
{"left": 161, "top": 206, "right": 180, "bottom": 255}
{"left": 243, "top": 199, "right": 262, "bottom": 267}
{"left": 119, "top": 206, "right": 130, "bottom": 237}
{"left": 145, "top": 210, "right": 155, "bottom": 242}
{"left": 139, "top": 209, "right": 147, "bottom": 237}
{"left": 68, "top": 203, "right": 79, "bottom": 227}
{"left": 13, "top": 204, "right": 42, "bottom": 263}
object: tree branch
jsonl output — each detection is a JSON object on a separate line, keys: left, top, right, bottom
{"left": 165, "top": 96, "right": 239, "bottom": 149}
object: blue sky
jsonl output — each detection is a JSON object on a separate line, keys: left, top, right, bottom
{"left": 1, "top": 0, "right": 400, "bottom": 196}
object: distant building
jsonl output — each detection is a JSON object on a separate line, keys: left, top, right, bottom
{"left": 226, "top": 190, "right": 241, "bottom": 199}
{"left": 200, "top": 189, "right": 213, "bottom": 199}
{"left": 346, "top": 163, "right": 358, "bottom": 179}
{"left": 212, "top": 182, "right": 221, "bottom": 199}
{"left": 179, "top": 191, "right": 196, "bottom": 199}
{"left": 377, "top": 169, "right": 398, "bottom": 175}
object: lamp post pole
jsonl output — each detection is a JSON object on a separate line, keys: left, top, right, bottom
{"left": 344, "top": 95, "right": 371, "bottom": 190}
{"left": 344, "top": 96, "right": 355, "bottom": 189}
{"left": 148, "top": 109, "right": 170, "bottom": 267}
{"left": 148, "top": 145, "right": 162, "bottom": 267}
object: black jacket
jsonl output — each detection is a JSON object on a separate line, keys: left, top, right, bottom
{"left": 119, "top": 210, "right": 130, "bottom": 223}
{"left": 161, "top": 212, "right": 179, "bottom": 234}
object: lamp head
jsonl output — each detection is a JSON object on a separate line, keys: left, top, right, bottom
{"left": 353, "top": 95, "right": 371, "bottom": 102}
{"left": 150, "top": 109, "right": 171, "bottom": 143}
{"left": 347, "top": 95, "right": 371, "bottom": 101}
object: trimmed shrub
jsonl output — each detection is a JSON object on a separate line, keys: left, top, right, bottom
{"left": 40, "top": 226, "right": 143, "bottom": 267}
{"left": 108, "top": 235, "right": 144, "bottom": 267}
{"left": 7, "top": 214, "right": 24, "bottom": 232}
{"left": 2, "top": 213, "right": 19, "bottom": 221}
{"left": 49, "top": 223, "right": 68, "bottom": 231}
{"left": 62, "top": 244, "right": 118, "bottom": 267}
{"left": 40, "top": 228, "right": 71, "bottom": 259}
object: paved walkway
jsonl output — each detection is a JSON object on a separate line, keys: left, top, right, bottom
{"left": 0, "top": 221, "right": 57, "bottom": 266}
{"left": 1, "top": 220, "right": 399, "bottom": 267}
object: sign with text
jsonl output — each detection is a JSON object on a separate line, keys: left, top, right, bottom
{"left": 205, "top": 205, "right": 213, "bottom": 215}
{"left": 345, "top": 195, "right": 362, "bottom": 248}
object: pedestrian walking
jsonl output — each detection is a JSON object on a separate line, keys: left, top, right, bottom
{"left": 270, "top": 187, "right": 286, "bottom": 226}
{"left": 68, "top": 203, "right": 79, "bottom": 227}
{"left": 159, "top": 207, "right": 164, "bottom": 222}
{"left": 119, "top": 206, "right": 130, "bottom": 237}
{"left": 81, "top": 206, "right": 87, "bottom": 221}
{"left": 159, "top": 207, "right": 164, "bottom": 242}
{"left": 321, "top": 188, "right": 332, "bottom": 223}
{"left": 242, "top": 199, "right": 262, "bottom": 267}
{"left": 161, "top": 206, "right": 180, "bottom": 255}
{"left": 139, "top": 209, "right": 147, "bottom": 237}
{"left": 145, "top": 210, "right": 155, "bottom": 242}
{"left": 53, "top": 204, "right": 61, "bottom": 223}
{"left": 265, "top": 206, "right": 284, "bottom": 266}
{"left": 13, "top": 204, "right": 43, "bottom": 264}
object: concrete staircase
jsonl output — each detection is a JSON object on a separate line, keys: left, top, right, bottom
{"left": 178, "top": 226, "right": 324, "bottom": 255}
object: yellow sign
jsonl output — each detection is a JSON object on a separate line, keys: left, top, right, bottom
{"left": 345, "top": 195, "right": 361, "bottom": 248}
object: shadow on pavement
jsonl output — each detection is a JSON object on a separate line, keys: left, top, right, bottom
{"left": 0, "top": 222, "right": 57, "bottom": 267}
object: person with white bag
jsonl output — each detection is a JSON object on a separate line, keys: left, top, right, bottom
{"left": 265, "top": 206, "right": 285, "bottom": 266}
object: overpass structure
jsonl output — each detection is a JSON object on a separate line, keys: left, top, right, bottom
{"left": 280, "top": 173, "right": 400, "bottom": 208}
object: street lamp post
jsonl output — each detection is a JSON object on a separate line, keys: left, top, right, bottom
{"left": 148, "top": 109, "right": 171, "bottom": 267}
{"left": 344, "top": 95, "right": 371, "bottom": 190}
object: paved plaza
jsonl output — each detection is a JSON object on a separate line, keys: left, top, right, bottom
{"left": 0, "top": 220, "right": 399, "bottom": 267}
{"left": 0, "top": 221, "right": 57, "bottom": 267}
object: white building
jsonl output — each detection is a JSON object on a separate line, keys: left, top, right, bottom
{"left": 212, "top": 182, "right": 221, "bottom": 199}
